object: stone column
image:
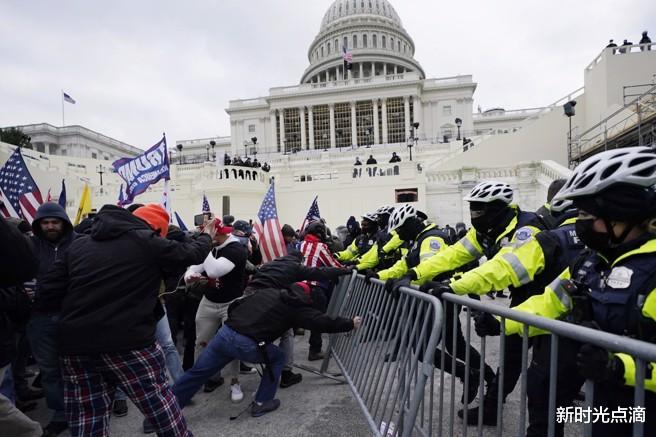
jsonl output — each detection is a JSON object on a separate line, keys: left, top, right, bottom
{"left": 351, "top": 101, "right": 358, "bottom": 147}
{"left": 264, "top": 109, "right": 278, "bottom": 152}
{"left": 325, "top": 70, "right": 329, "bottom": 82}
{"left": 308, "top": 106, "right": 315, "bottom": 149}
{"left": 329, "top": 103, "right": 336, "bottom": 149}
{"left": 381, "top": 98, "right": 388, "bottom": 144}
{"left": 414, "top": 96, "right": 423, "bottom": 139}
{"left": 278, "top": 109, "right": 286, "bottom": 153}
{"left": 383, "top": 63, "right": 387, "bottom": 76}
{"left": 359, "top": 63, "right": 364, "bottom": 79}
{"left": 371, "top": 62, "right": 375, "bottom": 77}
{"left": 299, "top": 106, "right": 307, "bottom": 150}
{"left": 372, "top": 99, "right": 380, "bottom": 145}
{"left": 404, "top": 96, "right": 410, "bottom": 141}
{"left": 394, "top": 65, "right": 398, "bottom": 74}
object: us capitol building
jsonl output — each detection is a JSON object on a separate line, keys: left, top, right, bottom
{"left": 3, "top": 0, "right": 655, "bottom": 228}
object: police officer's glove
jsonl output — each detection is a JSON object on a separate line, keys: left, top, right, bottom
{"left": 364, "top": 270, "right": 379, "bottom": 284}
{"left": 576, "top": 344, "right": 624, "bottom": 385}
{"left": 563, "top": 280, "right": 592, "bottom": 323}
{"left": 323, "top": 267, "right": 352, "bottom": 278}
{"left": 341, "top": 260, "right": 357, "bottom": 267}
{"left": 474, "top": 312, "right": 501, "bottom": 337}
{"left": 419, "top": 280, "right": 452, "bottom": 299}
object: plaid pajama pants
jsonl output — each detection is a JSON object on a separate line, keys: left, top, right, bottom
{"left": 61, "top": 343, "right": 192, "bottom": 437}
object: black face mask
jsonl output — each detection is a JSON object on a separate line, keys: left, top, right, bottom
{"left": 575, "top": 218, "right": 610, "bottom": 252}
{"left": 470, "top": 207, "right": 508, "bottom": 236}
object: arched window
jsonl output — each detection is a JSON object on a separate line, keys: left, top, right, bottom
{"left": 397, "top": 40, "right": 401, "bottom": 52}
{"left": 353, "top": 34, "right": 357, "bottom": 48}
{"left": 343, "top": 36, "right": 348, "bottom": 49}
{"left": 382, "top": 35, "right": 386, "bottom": 48}
{"left": 327, "top": 42, "right": 331, "bottom": 54}
{"left": 390, "top": 37, "right": 394, "bottom": 50}
{"left": 373, "top": 34, "right": 377, "bottom": 48}
{"left": 335, "top": 39, "right": 339, "bottom": 51}
{"left": 321, "top": 46, "right": 324, "bottom": 57}
{"left": 363, "top": 34, "right": 368, "bottom": 48}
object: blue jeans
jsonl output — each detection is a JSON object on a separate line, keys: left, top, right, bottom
{"left": 116, "top": 312, "right": 184, "bottom": 402}
{"left": 0, "top": 366, "right": 15, "bottom": 403}
{"left": 173, "top": 325, "right": 285, "bottom": 406}
{"left": 27, "top": 313, "right": 65, "bottom": 422}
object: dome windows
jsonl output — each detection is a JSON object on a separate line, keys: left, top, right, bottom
{"left": 363, "top": 34, "right": 368, "bottom": 48}
{"left": 382, "top": 35, "right": 386, "bottom": 48}
{"left": 373, "top": 34, "right": 377, "bottom": 48}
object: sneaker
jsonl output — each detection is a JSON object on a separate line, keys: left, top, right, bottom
{"left": 280, "top": 370, "right": 303, "bottom": 388}
{"left": 112, "top": 399, "right": 128, "bottom": 417}
{"left": 240, "top": 363, "right": 257, "bottom": 374}
{"left": 142, "top": 418, "right": 155, "bottom": 434}
{"left": 308, "top": 351, "right": 325, "bottom": 361}
{"left": 42, "top": 421, "right": 69, "bottom": 436}
{"left": 251, "top": 399, "right": 280, "bottom": 417}
{"left": 230, "top": 383, "right": 244, "bottom": 403}
{"left": 203, "top": 376, "right": 224, "bottom": 393}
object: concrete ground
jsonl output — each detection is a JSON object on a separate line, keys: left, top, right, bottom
{"left": 24, "top": 332, "right": 370, "bottom": 437}
{"left": 22, "top": 295, "right": 587, "bottom": 436}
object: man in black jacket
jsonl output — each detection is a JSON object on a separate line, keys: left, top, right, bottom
{"left": 38, "top": 204, "right": 214, "bottom": 437}
{"left": 26, "top": 202, "right": 77, "bottom": 436}
{"left": 0, "top": 215, "right": 42, "bottom": 436}
{"left": 172, "top": 254, "right": 359, "bottom": 418}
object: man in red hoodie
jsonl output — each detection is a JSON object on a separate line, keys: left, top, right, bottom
{"left": 299, "top": 220, "right": 343, "bottom": 360}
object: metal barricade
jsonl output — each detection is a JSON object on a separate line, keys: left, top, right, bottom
{"left": 434, "top": 293, "right": 656, "bottom": 437}
{"left": 317, "top": 273, "right": 444, "bottom": 437}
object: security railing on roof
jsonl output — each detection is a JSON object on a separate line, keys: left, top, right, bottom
{"left": 569, "top": 83, "right": 656, "bottom": 166}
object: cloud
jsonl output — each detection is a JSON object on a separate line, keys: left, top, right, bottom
{"left": 1, "top": 0, "right": 654, "bottom": 148}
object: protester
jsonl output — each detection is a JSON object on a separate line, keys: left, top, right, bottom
{"left": 0, "top": 216, "right": 43, "bottom": 436}
{"left": 389, "top": 152, "right": 401, "bottom": 163}
{"left": 27, "top": 202, "right": 77, "bottom": 436}
{"left": 184, "top": 218, "right": 248, "bottom": 401}
{"left": 37, "top": 204, "right": 214, "bottom": 437}
{"left": 366, "top": 155, "right": 377, "bottom": 165}
{"left": 354, "top": 157, "right": 362, "bottom": 166}
{"left": 172, "top": 264, "right": 359, "bottom": 417}
{"left": 640, "top": 30, "right": 652, "bottom": 50}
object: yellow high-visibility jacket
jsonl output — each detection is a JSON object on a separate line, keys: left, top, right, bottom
{"left": 506, "top": 238, "right": 656, "bottom": 393}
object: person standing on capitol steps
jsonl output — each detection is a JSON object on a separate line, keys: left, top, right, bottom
{"left": 36, "top": 204, "right": 215, "bottom": 437}
{"left": 387, "top": 181, "right": 547, "bottom": 411}
{"left": 497, "top": 146, "right": 656, "bottom": 437}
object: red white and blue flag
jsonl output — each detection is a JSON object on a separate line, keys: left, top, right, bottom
{"left": 342, "top": 45, "right": 353, "bottom": 70}
{"left": 63, "top": 92, "right": 76, "bottom": 104}
{"left": 300, "top": 195, "right": 321, "bottom": 232}
{"left": 0, "top": 148, "right": 43, "bottom": 223}
{"left": 253, "top": 181, "right": 287, "bottom": 263}
{"left": 202, "top": 194, "right": 211, "bottom": 213}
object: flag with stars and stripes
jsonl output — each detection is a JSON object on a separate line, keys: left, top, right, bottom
{"left": 253, "top": 181, "right": 287, "bottom": 263}
{"left": 202, "top": 194, "right": 211, "bottom": 213}
{"left": 0, "top": 148, "right": 43, "bottom": 223}
{"left": 300, "top": 195, "right": 321, "bottom": 232}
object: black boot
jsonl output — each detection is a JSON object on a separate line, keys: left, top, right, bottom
{"left": 458, "top": 368, "right": 481, "bottom": 405}
{"left": 280, "top": 370, "right": 303, "bottom": 388}
{"left": 458, "top": 398, "right": 498, "bottom": 426}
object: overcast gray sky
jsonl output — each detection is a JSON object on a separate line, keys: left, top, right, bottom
{"left": 1, "top": 0, "right": 654, "bottom": 149}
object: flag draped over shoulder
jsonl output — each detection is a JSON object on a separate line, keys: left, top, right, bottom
{"left": 300, "top": 195, "right": 321, "bottom": 232}
{"left": 112, "top": 136, "right": 169, "bottom": 205}
{"left": 253, "top": 181, "right": 287, "bottom": 263}
{"left": 0, "top": 148, "right": 43, "bottom": 223}
{"left": 74, "top": 184, "right": 92, "bottom": 226}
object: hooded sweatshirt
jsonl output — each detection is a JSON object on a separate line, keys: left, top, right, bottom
{"left": 37, "top": 205, "right": 212, "bottom": 355}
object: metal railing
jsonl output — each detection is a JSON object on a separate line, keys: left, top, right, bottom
{"left": 314, "top": 274, "right": 444, "bottom": 437}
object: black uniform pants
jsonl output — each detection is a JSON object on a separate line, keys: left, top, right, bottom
{"left": 526, "top": 336, "right": 584, "bottom": 437}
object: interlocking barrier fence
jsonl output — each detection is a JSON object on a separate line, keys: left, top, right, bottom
{"left": 307, "top": 273, "right": 656, "bottom": 437}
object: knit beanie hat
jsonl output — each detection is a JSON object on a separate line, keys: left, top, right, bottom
{"left": 133, "top": 204, "right": 169, "bottom": 237}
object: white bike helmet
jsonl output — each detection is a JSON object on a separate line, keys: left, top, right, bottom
{"left": 362, "top": 212, "right": 378, "bottom": 222}
{"left": 376, "top": 205, "right": 395, "bottom": 216}
{"left": 554, "top": 147, "right": 656, "bottom": 201}
{"left": 549, "top": 197, "right": 574, "bottom": 213}
{"left": 388, "top": 204, "right": 416, "bottom": 232}
{"left": 464, "top": 181, "right": 513, "bottom": 204}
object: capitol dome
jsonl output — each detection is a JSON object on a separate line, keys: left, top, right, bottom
{"left": 300, "top": 0, "right": 424, "bottom": 84}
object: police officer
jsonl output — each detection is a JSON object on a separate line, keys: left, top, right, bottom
{"left": 503, "top": 146, "right": 656, "bottom": 436}
{"left": 441, "top": 195, "right": 583, "bottom": 432}
{"left": 337, "top": 213, "right": 378, "bottom": 264}
{"left": 403, "top": 181, "right": 545, "bottom": 415}
{"left": 356, "top": 205, "right": 405, "bottom": 271}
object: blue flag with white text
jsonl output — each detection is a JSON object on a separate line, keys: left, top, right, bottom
{"left": 57, "top": 179, "right": 67, "bottom": 208}
{"left": 112, "top": 136, "right": 170, "bottom": 205}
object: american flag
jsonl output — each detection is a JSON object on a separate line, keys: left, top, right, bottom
{"left": 342, "top": 45, "right": 353, "bottom": 72}
{"left": 202, "top": 194, "right": 211, "bottom": 213}
{"left": 300, "top": 195, "right": 321, "bottom": 232}
{"left": 253, "top": 181, "right": 287, "bottom": 263}
{"left": 63, "top": 92, "right": 76, "bottom": 104}
{"left": 0, "top": 148, "right": 43, "bottom": 223}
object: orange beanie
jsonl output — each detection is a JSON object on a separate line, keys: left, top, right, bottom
{"left": 133, "top": 204, "right": 169, "bottom": 237}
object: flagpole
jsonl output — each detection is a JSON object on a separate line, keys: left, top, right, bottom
{"left": 61, "top": 90, "right": 65, "bottom": 126}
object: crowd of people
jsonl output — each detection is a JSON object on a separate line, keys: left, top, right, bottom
{"left": 1, "top": 146, "right": 655, "bottom": 437}
{"left": 223, "top": 154, "right": 270, "bottom": 172}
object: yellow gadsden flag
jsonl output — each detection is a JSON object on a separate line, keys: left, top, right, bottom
{"left": 74, "top": 184, "right": 92, "bottom": 225}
